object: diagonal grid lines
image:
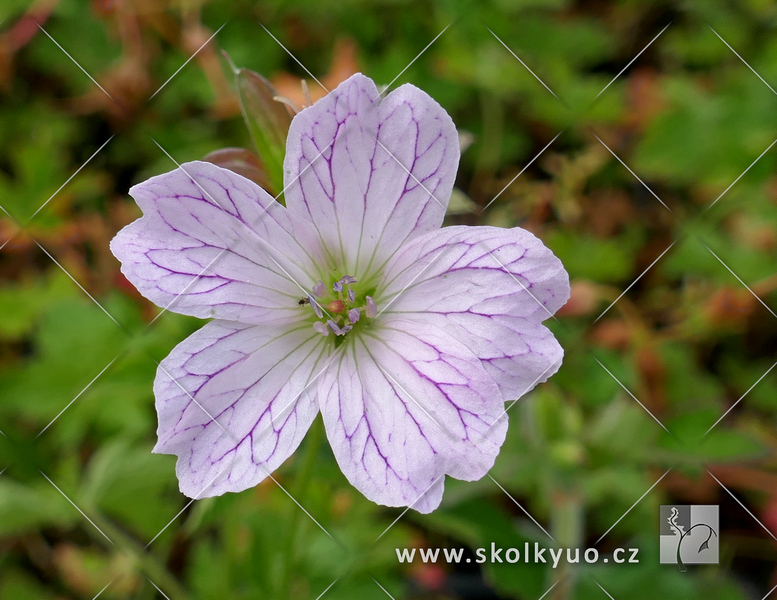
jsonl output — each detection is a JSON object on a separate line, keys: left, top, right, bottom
{"left": 593, "top": 356, "right": 671, "bottom": 435}
{"left": 705, "top": 136, "right": 777, "bottom": 211}
{"left": 37, "top": 354, "right": 122, "bottom": 438}
{"left": 20, "top": 12, "right": 777, "bottom": 599}
{"left": 482, "top": 241, "right": 560, "bottom": 322}
{"left": 34, "top": 239, "right": 125, "bottom": 331}
{"left": 708, "top": 25, "right": 777, "bottom": 97}
{"left": 594, "top": 579, "right": 616, "bottom": 600}
{"left": 143, "top": 350, "right": 343, "bottom": 550}
{"left": 373, "top": 577, "right": 398, "bottom": 600}
{"left": 703, "top": 242, "right": 777, "bottom": 319}
{"left": 0, "top": 18, "right": 160, "bottom": 440}
{"left": 594, "top": 240, "right": 676, "bottom": 323}
{"left": 482, "top": 131, "right": 563, "bottom": 212}
{"left": 28, "top": 135, "right": 116, "bottom": 222}
{"left": 488, "top": 474, "right": 555, "bottom": 542}
{"left": 592, "top": 132, "right": 672, "bottom": 213}
{"left": 149, "top": 22, "right": 228, "bottom": 101}
{"left": 381, "top": 22, "right": 452, "bottom": 95}
{"left": 39, "top": 470, "right": 116, "bottom": 546}
{"left": 595, "top": 468, "right": 671, "bottom": 546}
{"left": 485, "top": 25, "right": 564, "bottom": 105}
{"left": 594, "top": 23, "right": 672, "bottom": 101}
{"left": 145, "top": 134, "right": 337, "bottom": 323}
{"left": 707, "top": 470, "right": 777, "bottom": 542}
{"left": 704, "top": 358, "right": 777, "bottom": 436}
{"left": 36, "top": 23, "right": 115, "bottom": 101}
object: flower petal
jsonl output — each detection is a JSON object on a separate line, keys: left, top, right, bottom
{"left": 379, "top": 226, "right": 569, "bottom": 400}
{"left": 318, "top": 318, "right": 507, "bottom": 513}
{"left": 153, "top": 320, "right": 330, "bottom": 498}
{"left": 284, "top": 73, "right": 459, "bottom": 276}
{"left": 111, "top": 161, "right": 322, "bottom": 324}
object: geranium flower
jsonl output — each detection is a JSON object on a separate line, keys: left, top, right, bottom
{"left": 111, "top": 73, "right": 569, "bottom": 513}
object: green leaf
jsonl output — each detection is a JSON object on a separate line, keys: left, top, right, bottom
{"left": 236, "top": 69, "right": 293, "bottom": 196}
{"left": 545, "top": 230, "right": 642, "bottom": 283}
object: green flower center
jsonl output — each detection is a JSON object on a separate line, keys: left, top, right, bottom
{"left": 302, "top": 275, "right": 377, "bottom": 343}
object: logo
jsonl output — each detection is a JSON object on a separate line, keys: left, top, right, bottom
{"left": 659, "top": 505, "right": 719, "bottom": 570}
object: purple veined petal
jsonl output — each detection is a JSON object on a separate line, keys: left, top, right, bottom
{"left": 153, "top": 320, "right": 331, "bottom": 498}
{"left": 318, "top": 317, "right": 507, "bottom": 514}
{"left": 283, "top": 73, "right": 460, "bottom": 276}
{"left": 111, "top": 161, "right": 325, "bottom": 324}
{"left": 378, "top": 226, "right": 569, "bottom": 401}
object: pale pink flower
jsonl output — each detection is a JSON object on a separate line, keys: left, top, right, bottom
{"left": 111, "top": 74, "right": 569, "bottom": 513}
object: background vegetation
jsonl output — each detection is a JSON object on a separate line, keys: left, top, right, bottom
{"left": 1, "top": 0, "right": 776, "bottom": 598}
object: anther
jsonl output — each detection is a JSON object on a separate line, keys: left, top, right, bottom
{"left": 366, "top": 296, "right": 377, "bottom": 318}
{"left": 334, "top": 275, "right": 358, "bottom": 292}
{"left": 313, "top": 322, "right": 329, "bottom": 336}
{"left": 309, "top": 296, "right": 323, "bottom": 318}
{"left": 327, "top": 320, "right": 352, "bottom": 336}
{"left": 312, "top": 281, "right": 327, "bottom": 297}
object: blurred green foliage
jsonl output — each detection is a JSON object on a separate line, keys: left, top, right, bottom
{"left": 1, "top": 0, "right": 776, "bottom": 599}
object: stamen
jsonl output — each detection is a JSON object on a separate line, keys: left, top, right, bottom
{"left": 301, "top": 79, "right": 313, "bottom": 108}
{"left": 313, "top": 321, "right": 329, "bottom": 336}
{"left": 366, "top": 296, "right": 377, "bottom": 318}
{"left": 309, "top": 296, "right": 323, "bottom": 318}
{"left": 327, "top": 320, "right": 352, "bottom": 336}
{"left": 273, "top": 94, "right": 301, "bottom": 114}
{"left": 312, "top": 281, "right": 327, "bottom": 297}
{"left": 308, "top": 275, "right": 368, "bottom": 339}
{"left": 333, "top": 275, "right": 358, "bottom": 292}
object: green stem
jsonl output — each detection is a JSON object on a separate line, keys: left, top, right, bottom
{"left": 278, "top": 417, "right": 324, "bottom": 599}
{"left": 550, "top": 489, "right": 583, "bottom": 600}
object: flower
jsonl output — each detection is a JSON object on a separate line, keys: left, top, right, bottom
{"left": 110, "top": 73, "right": 569, "bottom": 513}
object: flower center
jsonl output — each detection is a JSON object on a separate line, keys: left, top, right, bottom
{"left": 303, "top": 275, "right": 377, "bottom": 339}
